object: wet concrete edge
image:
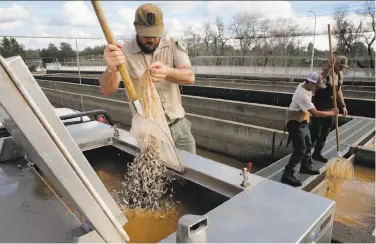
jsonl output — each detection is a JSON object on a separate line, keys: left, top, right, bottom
{"left": 332, "top": 221, "right": 376, "bottom": 243}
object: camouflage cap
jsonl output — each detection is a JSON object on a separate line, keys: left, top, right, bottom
{"left": 134, "top": 4, "right": 164, "bottom": 37}
{"left": 335, "top": 56, "right": 349, "bottom": 68}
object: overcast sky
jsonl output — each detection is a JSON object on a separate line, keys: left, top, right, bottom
{"left": 0, "top": 1, "right": 367, "bottom": 52}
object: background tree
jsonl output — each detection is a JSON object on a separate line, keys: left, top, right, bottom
{"left": 0, "top": 37, "right": 25, "bottom": 58}
{"left": 358, "top": 0, "right": 375, "bottom": 75}
{"left": 210, "top": 16, "right": 233, "bottom": 65}
{"left": 58, "top": 42, "right": 76, "bottom": 62}
{"left": 79, "top": 45, "right": 106, "bottom": 57}
{"left": 40, "top": 43, "right": 60, "bottom": 65}
{"left": 333, "top": 5, "right": 363, "bottom": 56}
{"left": 232, "top": 13, "right": 259, "bottom": 65}
{"left": 183, "top": 26, "right": 202, "bottom": 57}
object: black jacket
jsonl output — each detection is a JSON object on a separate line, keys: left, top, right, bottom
{"left": 312, "top": 71, "right": 343, "bottom": 111}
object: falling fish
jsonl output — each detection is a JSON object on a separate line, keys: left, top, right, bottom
{"left": 120, "top": 139, "right": 175, "bottom": 210}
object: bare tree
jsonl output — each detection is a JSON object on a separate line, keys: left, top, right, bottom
{"left": 202, "top": 22, "right": 212, "bottom": 56}
{"left": 272, "top": 18, "right": 301, "bottom": 53}
{"left": 231, "top": 13, "right": 260, "bottom": 65}
{"left": 183, "top": 26, "right": 202, "bottom": 57}
{"left": 256, "top": 18, "right": 302, "bottom": 68}
{"left": 359, "top": 0, "right": 375, "bottom": 75}
{"left": 333, "top": 5, "right": 363, "bottom": 56}
{"left": 252, "top": 20, "right": 272, "bottom": 66}
{"left": 210, "top": 16, "right": 233, "bottom": 65}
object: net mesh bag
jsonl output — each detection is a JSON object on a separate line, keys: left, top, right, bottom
{"left": 325, "top": 157, "right": 355, "bottom": 198}
{"left": 120, "top": 71, "right": 184, "bottom": 210}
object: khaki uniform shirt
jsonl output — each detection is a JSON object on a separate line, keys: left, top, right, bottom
{"left": 122, "top": 37, "right": 191, "bottom": 125}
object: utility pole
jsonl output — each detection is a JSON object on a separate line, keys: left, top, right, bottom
{"left": 75, "top": 38, "right": 81, "bottom": 84}
{"left": 309, "top": 10, "right": 316, "bottom": 71}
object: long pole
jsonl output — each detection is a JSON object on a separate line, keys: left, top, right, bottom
{"left": 328, "top": 24, "right": 340, "bottom": 154}
{"left": 309, "top": 10, "right": 316, "bottom": 71}
{"left": 75, "top": 38, "right": 81, "bottom": 84}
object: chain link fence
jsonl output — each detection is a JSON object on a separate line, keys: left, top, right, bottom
{"left": 4, "top": 35, "right": 374, "bottom": 82}
{"left": 190, "top": 55, "right": 373, "bottom": 80}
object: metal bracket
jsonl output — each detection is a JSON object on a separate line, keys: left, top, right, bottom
{"left": 17, "top": 153, "right": 34, "bottom": 171}
{"left": 112, "top": 124, "right": 120, "bottom": 138}
{"left": 240, "top": 168, "right": 251, "bottom": 188}
{"left": 176, "top": 214, "right": 208, "bottom": 243}
{"left": 59, "top": 109, "right": 120, "bottom": 137}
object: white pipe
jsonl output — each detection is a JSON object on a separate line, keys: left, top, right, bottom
{"left": 1, "top": 56, "right": 129, "bottom": 243}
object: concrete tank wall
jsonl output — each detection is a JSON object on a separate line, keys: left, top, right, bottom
{"left": 37, "top": 74, "right": 376, "bottom": 91}
{"left": 40, "top": 86, "right": 292, "bottom": 167}
{"left": 34, "top": 76, "right": 375, "bottom": 118}
{"left": 181, "top": 85, "right": 376, "bottom": 118}
{"left": 195, "top": 77, "right": 376, "bottom": 92}
{"left": 194, "top": 73, "right": 375, "bottom": 85}
{"left": 182, "top": 95, "right": 286, "bottom": 130}
{"left": 193, "top": 81, "right": 375, "bottom": 99}
{"left": 38, "top": 80, "right": 288, "bottom": 130}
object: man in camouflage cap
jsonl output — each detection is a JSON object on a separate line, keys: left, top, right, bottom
{"left": 99, "top": 3, "right": 196, "bottom": 154}
{"left": 309, "top": 56, "right": 349, "bottom": 163}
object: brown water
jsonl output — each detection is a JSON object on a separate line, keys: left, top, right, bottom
{"left": 36, "top": 145, "right": 229, "bottom": 242}
{"left": 93, "top": 159, "right": 184, "bottom": 243}
{"left": 87, "top": 146, "right": 227, "bottom": 243}
{"left": 40, "top": 164, "right": 185, "bottom": 243}
{"left": 315, "top": 165, "right": 375, "bottom": 233}
{"left": 122, "top": 206, "right": 182, "bottom": 243}
{"left": 364, "top": 136, "right": 375, "bottom": 150}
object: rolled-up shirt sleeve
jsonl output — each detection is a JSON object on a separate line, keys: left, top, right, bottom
{"left": 173, "top": 40, "right": 191, "bottom": 67}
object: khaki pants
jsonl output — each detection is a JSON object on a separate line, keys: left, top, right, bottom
{"left": 169, "top": 117, "right": 196, "bottom": 154}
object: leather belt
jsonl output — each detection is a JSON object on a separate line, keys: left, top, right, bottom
{"left": 169, "top": 117, "right": 182, "bottom": 127}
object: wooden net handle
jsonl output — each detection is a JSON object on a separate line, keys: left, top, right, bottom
{"left": 328, "top": 24, "right": 340, "bottom": 152}
{"left": 91, "top": 0, "right": 138, "bottom": 102}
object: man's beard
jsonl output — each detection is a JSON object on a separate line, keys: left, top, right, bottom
{"left": 136, "top": 35, "right": 160, "bottom": 54}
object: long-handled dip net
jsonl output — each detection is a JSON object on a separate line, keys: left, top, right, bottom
{"left": 91, "top": 1, "right": 185, "bottom": 211}
{"left": 121, "top": 72, "right": 185, "bottom": 210}
{"left": 325, "top": 24, "right": 355, "bottom": 198}
{"left": 325, "top": 157, "right": 355, "bottom": 198}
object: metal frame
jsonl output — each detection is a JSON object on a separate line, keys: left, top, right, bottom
{"left": 0, "top": 55, "right": 339, "bottom": 243}
{"left": 59, "top": 109, "right": 119, "bottom": 136}
{"left": 162, "top": 179, "right": 335, "bottom": 243}
{"left": 0, "top": 55, "right": 128, "bottom": 242}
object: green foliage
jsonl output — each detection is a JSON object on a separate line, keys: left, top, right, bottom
{"left": 0, "top": 37, "right": 25, "bottom": 58}
{"left": 80, "top": 45, "right": 106, "bottom": 56}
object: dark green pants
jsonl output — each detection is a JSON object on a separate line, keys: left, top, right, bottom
{"left": 309, "top": 116, "right": 334, "bottom": 155}
{"left": 284, "top": 120, "right": 312, "bottom": 173}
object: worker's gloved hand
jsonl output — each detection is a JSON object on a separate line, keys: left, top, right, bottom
{"left": 331, "top": 108, "right": 339, "bottom": 116}
{"left": 149, "top": 61, "right": 168, "bottom": 83}
{"left": 103, "top": 43, "right": 125, "bottom": 73}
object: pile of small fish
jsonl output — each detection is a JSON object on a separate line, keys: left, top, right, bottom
{"left": 120, "top": 140, "right": 175, "bottom": 210}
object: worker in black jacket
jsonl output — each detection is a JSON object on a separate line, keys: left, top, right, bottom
{"left": 310, "top": 56, "right": 349, "bottom": 163}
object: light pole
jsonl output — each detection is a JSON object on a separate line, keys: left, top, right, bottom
{"left": 309, "top": 10, "right": 316, "bottom": 71}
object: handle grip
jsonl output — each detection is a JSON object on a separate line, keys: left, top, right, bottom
{"left": 91, "top": 0, "right": 138, "bottom": 102}
{"left": 328, "top": 24, "right": 340, "bottom": 151}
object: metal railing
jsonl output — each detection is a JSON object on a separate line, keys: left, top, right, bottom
{"left": 40, "top": 56, "right": 375, "bottom": 82}
{"left": 1, "top": 35, "right": 373, "bottom": 82}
